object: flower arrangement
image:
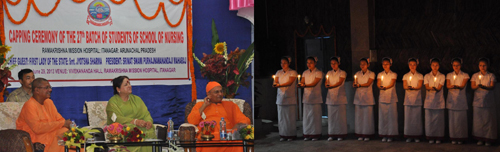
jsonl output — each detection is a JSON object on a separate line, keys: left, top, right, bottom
{"left": 122, "top": 126, "right": 145, "bottom": 142}
{"left": 193, "top": 19, "right": 254, "bottom": 98}
{"left": 199, "top": 120, "right": 216, "bottom": 135}
{"left": 239, "top": 125, "right": 254, "bottom": 140}
{"left": 0, "top": 43, "right": 17, "bottom": 102}
{"left": 103, "top": 122, "right": 124, "bottom": 138}
{"left": 62, "top": 127, "right": 100, "bottom": 148}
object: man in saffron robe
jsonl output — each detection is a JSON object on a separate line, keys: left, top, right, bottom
{"left": 16, "top": 78, "right": 72, "bottom": 152}
{"left": 188, "top": 81, "right": 251, "bottom": 152}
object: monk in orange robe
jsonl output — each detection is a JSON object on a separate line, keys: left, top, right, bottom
{"left": 16, "top": 78, "right": 72, "bottom": 152}
{"left": 188, "top": 81, "right": 251, "bottom": 152}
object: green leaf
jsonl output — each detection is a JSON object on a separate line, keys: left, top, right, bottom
{"left": 87, "top": 129, "right": 101, "bottom": 133}
{"left": 211, "top": 19, "right": 219, "bottom": 54}
{"left": 86, "top": 144, "right": 104, "bottom": 152}
{"left": 193, "top": 40, "right": 197, "bottom": 51}
{"left": 236, "top": 42, "right": 254, "bottom": 77}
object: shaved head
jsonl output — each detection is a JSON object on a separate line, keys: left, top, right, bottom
{"left": 31, "top": 78, "right": 48, "bottom": 93}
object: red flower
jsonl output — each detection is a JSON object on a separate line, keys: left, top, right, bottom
{"left": 72, "top": 134, "right": 76, "bottom": 137}
{"left": 227, "top": 80, "right": 234, "bottom": 87}
{"left": 80, "top": 136, "right": 85, "bottom": 140}
{"left": 63, "top": 137, "right": 67, "bottom": 141}
{"left": 233, "top": 69, "right": 239, "bottom": 75}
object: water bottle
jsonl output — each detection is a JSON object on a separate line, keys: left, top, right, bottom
{"left": 70, "top": 120, "right": 77, "bottom": 128}
{"left": 167, "top": 117, "right": 174, "bottom": 140}
{"left": 220, "top": 117, "right": 227, "bottom": 140}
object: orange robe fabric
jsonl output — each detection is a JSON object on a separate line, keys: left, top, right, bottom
{"left": 188, "top": 101, "right": 251, "bottom": 152}
{"left": 16, "top": 97, "right": 68, "bottom": 152}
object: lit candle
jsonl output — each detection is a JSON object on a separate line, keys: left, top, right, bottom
{"left": 326, "top": 75, "right": 329, "bottom": 85}
{"left": 297, "top": 75, "right": 301, "bottom": 83}
{"left": 409, "top": 76, "right": 412, "bottom": 87}
{"left": 272, "top": 75, "right": 276, "bottom": 84}
{"left": 381, "top": 76, "right": 384, "bottom": 87}
{"left": 354, "top": 75, "right": 357, "bottom": 84}
{"left": 434, "top": 77, "right": 437, "bottom": 88}
{"left": 453, "top": 75, "right": 456, "bottom": 86}
{"left": 478, "top": 75, "right": 482, "bottom": 86}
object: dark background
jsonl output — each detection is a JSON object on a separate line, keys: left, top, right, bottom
{"left": 255, "top": 0, "right": 500, "bottom": 80}
{"left": 254, "top": 0, "right": 500, "bottom": 139}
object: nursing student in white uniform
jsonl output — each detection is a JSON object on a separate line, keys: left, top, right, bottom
{"left": 324, "top": 56, "right": 347, "bottom": 141}
{"left": 423, "top": 58, "right": 446, "bottom": 144}
{"left": 402, "top": 58, "right": 424, "bottom": 143}
{"left": 376, "top": 57, "right": 398, "bottom": 142}
{"left": 446, "top": 57, "right": 469, "bottom": 145}
{"left": 470, "top": 58, "right": 496, "bottom": 146}
{"left": 273, "top": 56, "right": 298, "bottom": 142}
{"left": 353, "top": 58, "right": 375, "bottom": 141}
{"left": 298, "top": 56, "right": 324, "bottom": 141}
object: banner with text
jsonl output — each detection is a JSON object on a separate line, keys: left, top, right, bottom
{"left": 3, "top": 0, "right": 191, "bottom": 87}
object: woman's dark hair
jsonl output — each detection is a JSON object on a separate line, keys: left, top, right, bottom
{"left": 382, "top": 57, "right": 392, "bottom": 64}
{"left": 330, "top": 56, "right": 340, "bottom": 63}
{"left": 306, "top": 56, "right": 317, "bottom": 63}
{"left": 451, "top": 57, "right": 463, "bottom": 65}
{"left": 360, "top": 58, "right": 369, "bottom": 64}
{"left": 479, "top": 57, "right": 490, "bottom": 65}
{"left": 112, "top": 76, "right": 129, "bottom": 95}
{"left": 281, "top": 56, "right": 290, "bottom": 64}
{"left": 408, "top": 58, "right": 419, "bottom": 65}
{"left": 430, "top": 58, "right": 440, "bottom": 64}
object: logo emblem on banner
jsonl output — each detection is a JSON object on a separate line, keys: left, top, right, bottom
{"left": 87, "top": 0, "right": 112, "bottom": 26}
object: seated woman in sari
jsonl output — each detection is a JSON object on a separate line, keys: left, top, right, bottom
{"left": 106, "top": 76, "right": 155, "bottom": 152}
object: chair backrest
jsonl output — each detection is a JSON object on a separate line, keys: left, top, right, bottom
{"left": 84, "top": 101, "right": 108, "bottom": 128}
{"left": 0, "top": 102, "right": 26, "bottom": 130}
{"left": 0, "top": 129, "right": 33, "bottom": 152}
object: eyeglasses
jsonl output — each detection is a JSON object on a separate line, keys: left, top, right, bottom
{"left": 37, "top": 86, "right": 52, "bottom": 90}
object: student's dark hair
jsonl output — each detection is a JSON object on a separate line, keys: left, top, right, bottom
{"left": 281, "top": 56, "right": 291, "bottom": 64}
{"left": 306, "top": 56, "right": 317, "bottom": 63}
{"left": 330, "top": 56, "right": 340, "bottom": 63}
{"left": 479, "top": 57, "right": 490, "bottom": 65}
{"left": 382, "top": 57, "right": 392, "bottom": 64}
{"left": 451, "top": 57, "right": 463, "bottom": 65}
{"left": 112, "top": 76, "right": 129, "bottom": 95}
{"left": 360, "top": 58, "right": 370, "bottom": 64}
{"left": 18, "top": 69, "right": 33, "bottom": 80}
{"left": 430, "top": 58, "right": 440, "bottom": 64}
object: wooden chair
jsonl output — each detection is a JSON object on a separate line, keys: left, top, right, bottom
{"left": 0, "top": 129, "right": 34, "bottom": 152}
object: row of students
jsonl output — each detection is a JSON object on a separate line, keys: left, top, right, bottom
{"left": 273, "top": 56, "right": 496, "bottom": 146}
